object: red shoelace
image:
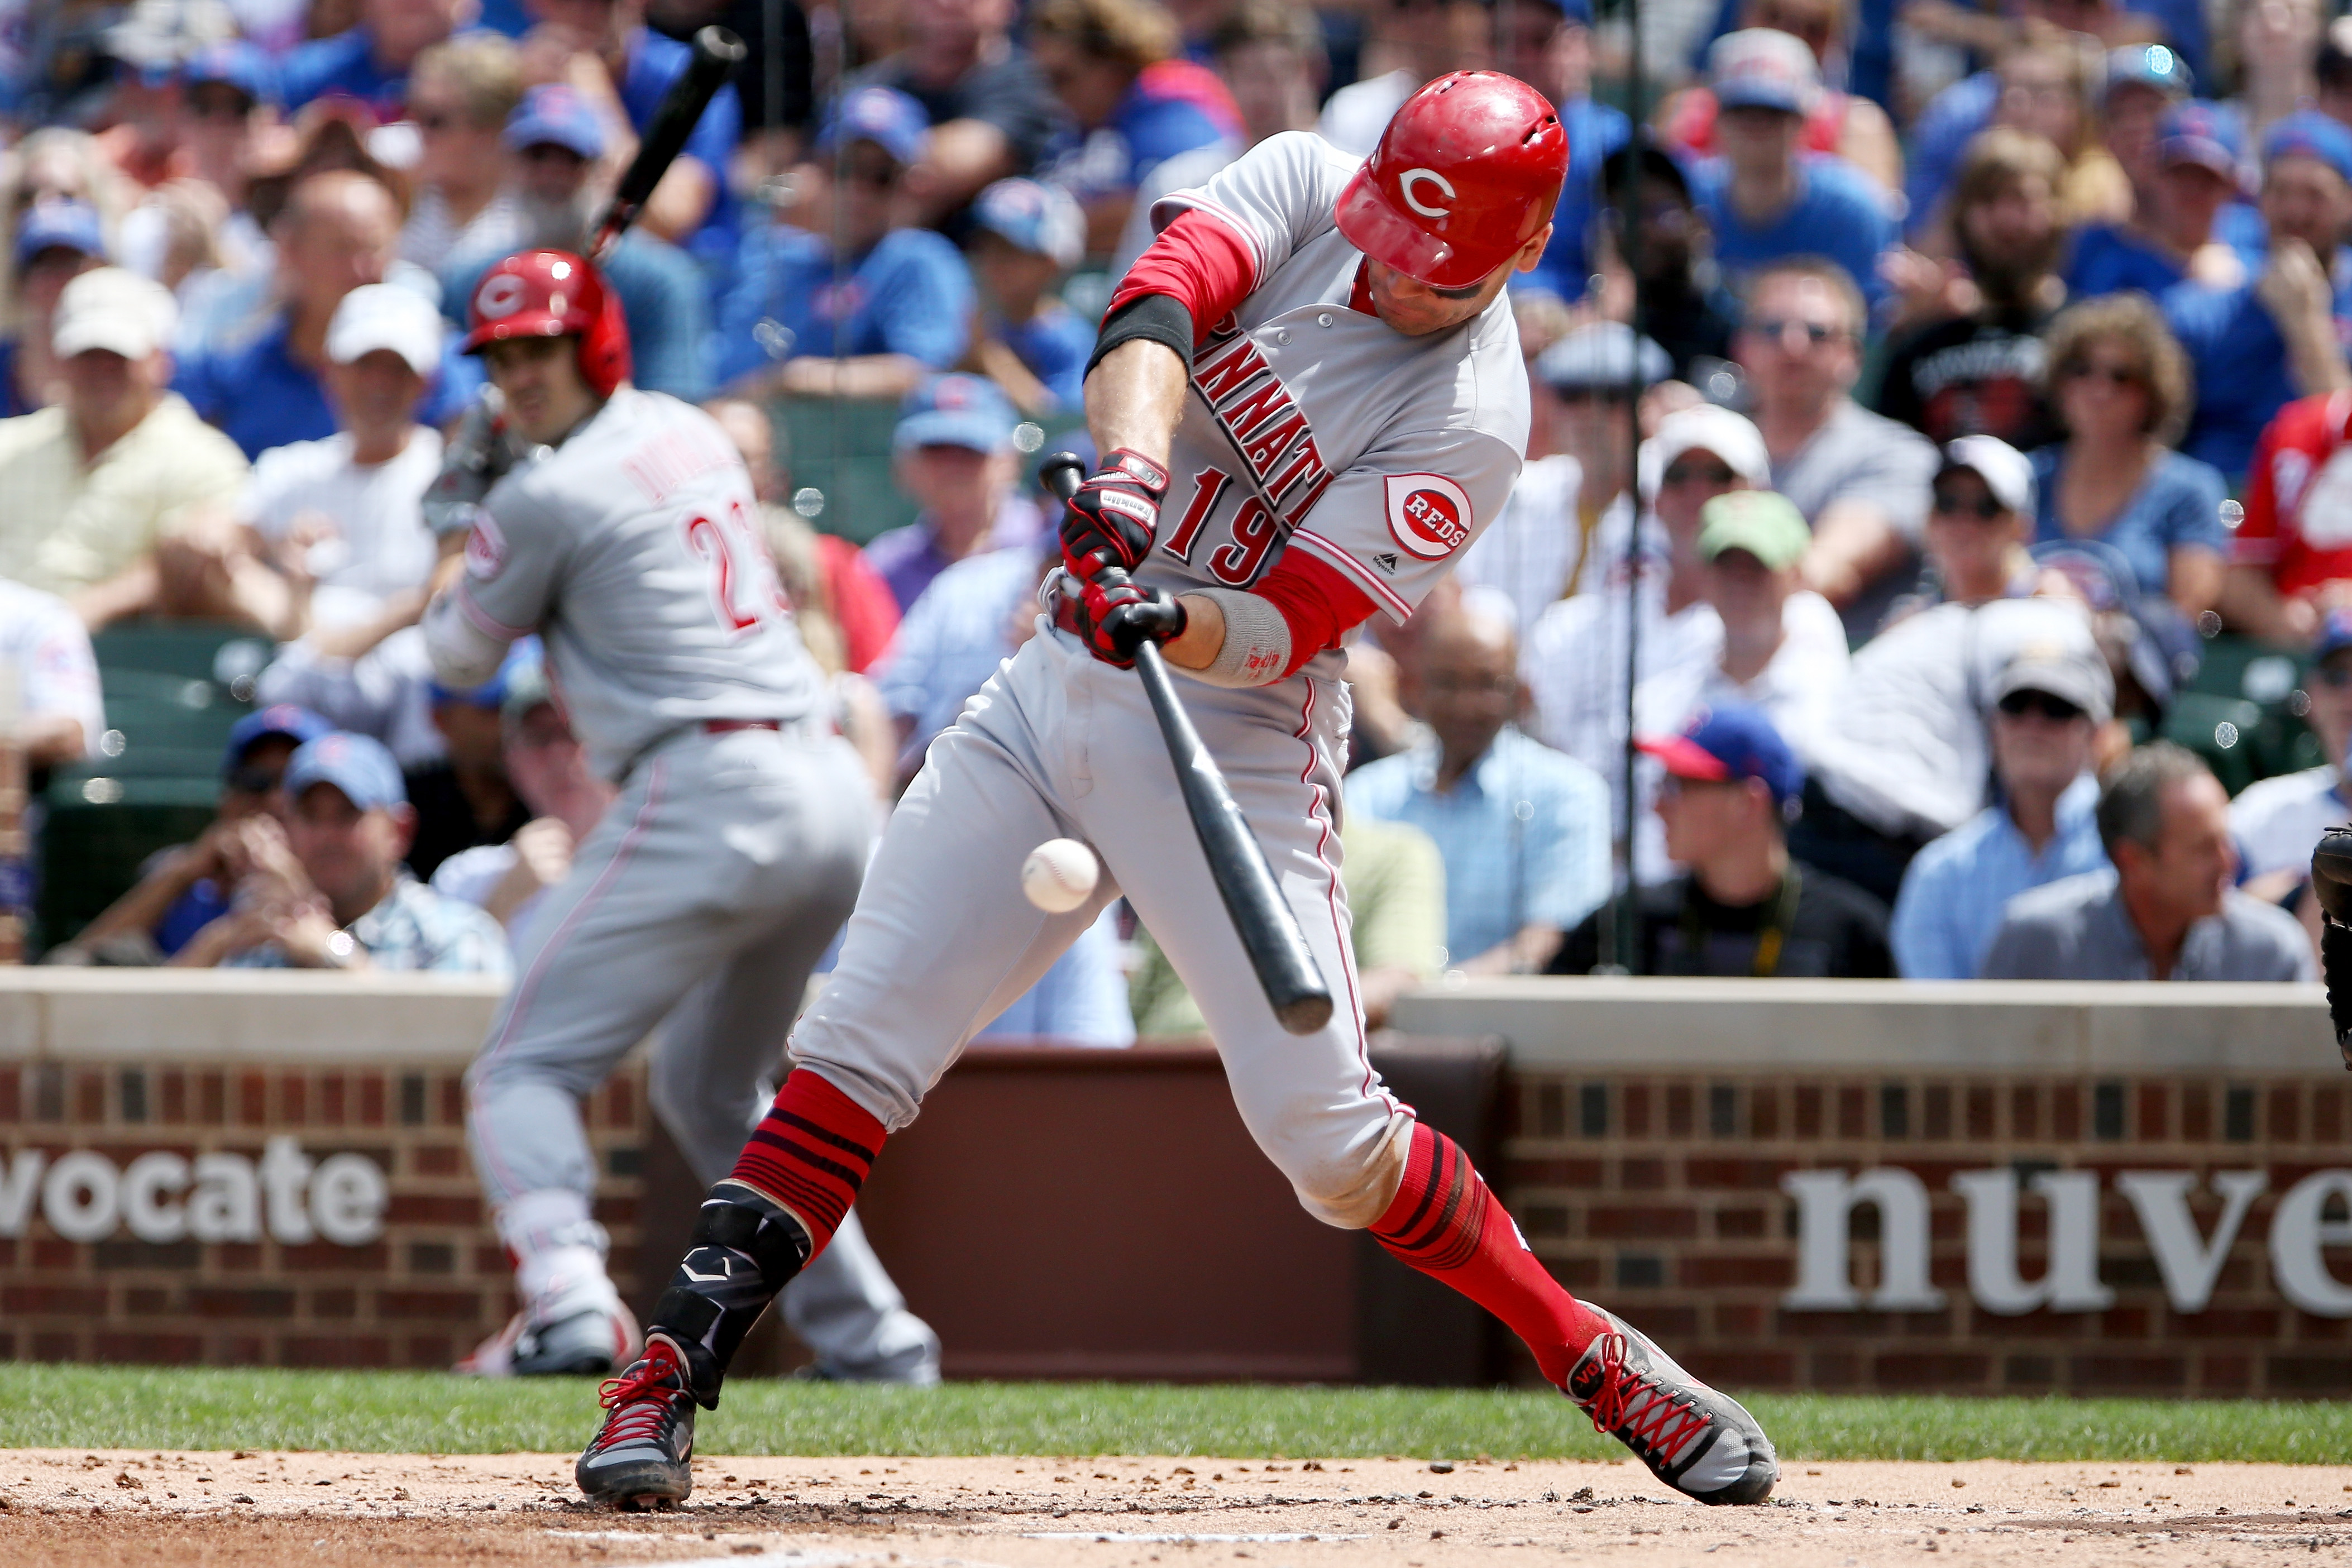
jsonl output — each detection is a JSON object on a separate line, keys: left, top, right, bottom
{"left": 1581, "top": 1333, "right": 1710, "bottom": 1463}
{"left": 591, "top": 1349, "right": 683, "bottom": 1449}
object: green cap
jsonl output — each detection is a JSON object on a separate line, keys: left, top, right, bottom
{"left": 1698, "top": 490, "right": 1811, "bottom": 570}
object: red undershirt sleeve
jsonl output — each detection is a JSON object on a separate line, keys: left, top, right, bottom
{"left": 1106, "top": 209, "right": 1258, "bottom": 341}
{"left": 1251, "top": 551, "right": 1379, "bottom": 678}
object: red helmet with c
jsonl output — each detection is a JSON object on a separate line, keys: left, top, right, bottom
{"left": 462, "top": 248, "right": 632, "bottom": 397}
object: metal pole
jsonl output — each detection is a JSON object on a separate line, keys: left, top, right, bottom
{"left": 1612, "top": 0, "right": 1646, "bottom": 974}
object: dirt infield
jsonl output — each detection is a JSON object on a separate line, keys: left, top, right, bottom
{"left": 2, "top": 1450, "right": 2346, "bottom": 1566}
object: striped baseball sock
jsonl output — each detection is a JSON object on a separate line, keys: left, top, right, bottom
{"left": 1370, "top": 1120, "right": 1608, "bottom": 1389}
{"left": 726, "top": 1069, "right": 883, "bottom": 1258}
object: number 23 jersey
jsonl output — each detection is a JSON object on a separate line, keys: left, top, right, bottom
{"left": 1132, "top": 131, "right": 1529, "bottom": 666}
{"left": 454, "top": 389, "right": 822, "bottom": 779}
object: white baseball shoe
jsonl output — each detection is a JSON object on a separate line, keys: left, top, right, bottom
{"left": 1566, "top": 1306, "right": 1778, "bottom": 1504}
{"left": 457, "top": 1274, "right": 640, "bottom": 1377}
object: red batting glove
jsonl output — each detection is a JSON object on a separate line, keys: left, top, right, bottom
{"left": 1059, "top": 448, "right": 1170, "bottom": 577}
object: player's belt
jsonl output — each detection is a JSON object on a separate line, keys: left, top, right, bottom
{"left": 702, "top": 719, "right": 782, "bottom": 734}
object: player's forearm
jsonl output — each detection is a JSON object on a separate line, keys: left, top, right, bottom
{"left": 1161, "top": 592, "right": 1225, "bottom": 670}
{"left": 1084, "top": 340, "right": 1188, "bottom": 471}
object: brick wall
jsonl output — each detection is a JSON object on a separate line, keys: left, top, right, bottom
{"left": 0, "top": 1060, "right": 646, "bottom": 1369}
{"left": 1502, "top": 1069, "right": 2352, "bottom": 1398}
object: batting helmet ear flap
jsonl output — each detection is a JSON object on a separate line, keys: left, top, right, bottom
{"left": 463, "top": 248, "right": 634, "bottom": 398}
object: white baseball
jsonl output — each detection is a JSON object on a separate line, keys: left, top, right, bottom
{"left": 1020, "top": 838, "right": 1099, "bottom": 913}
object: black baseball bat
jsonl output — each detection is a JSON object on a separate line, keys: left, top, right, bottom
{"left": 1041, "top": 453, "right": 1335, "bottom": 1036}
{"left": 590, "top": 26, "right": 747, "bottom": 263}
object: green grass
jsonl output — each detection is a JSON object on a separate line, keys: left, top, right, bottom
{"left": 0, "top": 1367, "right": 2346, "bottom": 1462}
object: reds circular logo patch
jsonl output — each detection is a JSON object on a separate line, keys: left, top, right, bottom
{"left": 475, "top": 273, "right": 528, "bottom": 321}
{"left": 1385, "top": 474, "right": 1474, "bottom": 560}
{"left": 465, "top": 513, "right": 508, "bottom": 579}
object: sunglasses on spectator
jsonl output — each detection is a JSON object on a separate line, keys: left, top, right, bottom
{"left": 1931, "top": 489, "right": 2007, "bottom": 519}
{"left": 2059, "top": 358, "right": 2144, "bottom": 388}
{"left": 1662, "top": 458, "right": 1737, "bottom": 487}
{"left": 1746, "top": 317, "right": 1844, "bottom": 347}
{"left": 1996, "top": 690, "right": 2085, "bottom": 722}
{"left": 1556, "top": 386, "right": 1632, "bottom": 405}
{"left": 2313, "top": 664, "right": 2352, "bottom": 689}
{"left": 226, "top": 766, "right": 283, "bottom": 795}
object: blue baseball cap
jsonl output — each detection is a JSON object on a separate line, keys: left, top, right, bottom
{"left": 818, "top": 85, "right": 930, "bottom": 166}
{"left": 181, "top": 40, "right": 275, "bottom": 104}
{"left": 971, "top": 178, "right": 1086, "bottom": 270}
{"left": 2264, "top": 111, "right": 2352, "bottom": 185}
{"left": 223, "top": 703, "right": 333, "bottom": 776}
{"left": 2315, "top": 609, "right": 2352, "bottom": 663}
{"left": 285, "top": 732, "right": 408, "bottom": 812}
{"left": 2160, "top": 100, "right": 2244, "bottom": 178}
{"left": 2103, "top": 43, "right": 2191, "bottom": 104}
{"left": 15, "top": 200, "right": 106, "bottom": 270}
{"left": 894, "top": 373, "right": 1016, "bottom": 453}
{"left": 505, "top": 84, "right": 607, "bottom": 160}
{"left": 1639, "top": 704, "right": 1805, "bottom": 809}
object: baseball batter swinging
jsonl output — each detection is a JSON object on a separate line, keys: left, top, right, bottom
{"left": 419, "top": 251, "right": 933, "bottom": 1383}
{"left": 580, "top": 73, "right": 1778, "bottom": 1505}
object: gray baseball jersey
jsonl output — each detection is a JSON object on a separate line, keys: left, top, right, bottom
{"left": 451, "top": 389, "right": 823, "bottom": 779}
{"left": 1131, "top": 131, "right": 1528, "bottom": 671}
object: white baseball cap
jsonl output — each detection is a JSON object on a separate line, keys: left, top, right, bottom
{"left": 1639, "top": 404, "right": 1772, "bottom": 501}
{"left": 1939, "top": 434, "right": 2035, "bottom": 517}
{"left": 52, "top": 266, "right": 178, "bottom": 360}
{"left": 327, "top": 283, "right": 444, "bottom": 376}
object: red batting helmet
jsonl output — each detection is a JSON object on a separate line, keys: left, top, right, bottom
{"left": 462, "top": 248, "right": 631, "bottom": 398}
{"left": 1335, "top": 71, "right": 1569, "bottom": 290}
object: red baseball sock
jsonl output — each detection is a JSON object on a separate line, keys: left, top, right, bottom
{"left": 1370, "top": 1121, "right": 1608, "bottom": 1389}
{"left": 726, "top": 1069, "right": 884, "bottom": 1257}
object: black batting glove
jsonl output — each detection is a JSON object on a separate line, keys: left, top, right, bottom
{"left": 1077, "top": 574, "right": 1188, "bottom": 668}
{"left": 1059, "top": 447, "right": 1169, "bottom": 577}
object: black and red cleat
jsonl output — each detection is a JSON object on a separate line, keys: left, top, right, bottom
{"left": 576, "top": 1337, "right": 697, "bottom": 1508}
{"left": 1566, "top": 1306, "right": 1777, "bottom": 1504}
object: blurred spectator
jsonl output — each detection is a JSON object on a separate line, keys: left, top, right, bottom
{"left": 236, "top": 283, "right": 445, "bottom": 639}
{"left": 1500, "top": 0, "right": 1631, "bottom": 307}
{"left": 1890, "top": 637, "right": 2112, "bottom": 978}
{"left": 0, "top": 267, "right": 251, "bottom": 628}
{"left": 1684, "top": 31, "right": 1896, "bottom": 313}
{"left": 0, "top": 575, "right": 101, "bottom": 777}
{"left": 703, "top": 396, "right": 900, "bottom": 677}
{"left": 848, "top": 0, "right": 1062, "bottom": 219}
{"left": 1983, "top": 37, "right": 2130, "bottom": 228}
{"left": 1113, "top": 0, "right": 1325, "bottom": 274}
{"left": 174, "top": 42, "right": 278, "bottom": 230}
{"left": 2232, "top": 611, "right": 2352, "bottom": 896}
{"left": 1658, "top": 0, "right": 1900, "bottom": 193}
{"left": 1981, "top": 742, "right": 2314, "bottom": 981}
{"left": 963, "top": 178, "right": 1091, "bottom": 417}
{"left": 281, "top": 0, "right": 470, "bottom": 119}
{"left": 442, "top": 83, "right": 710, "bottom": 400}
{"left": 408, "top": 652, "right": 535, "bottom": 883}
{"left": 400, "top": 34, "right": 529, "bottom": 273}
{"left": 1876, "top": 128, "right": 2067, "bottom": 450}
{"left": 2239, "top": 0, "right": 2324, "bottom": 146}
{"left": 175, "top": 168, "right": 445, "bottom": 461}
{"left": 715, "top": 87, "right": 972, "bottom": 400}
{"left": 1317, "top": 0, "right": 1486, "bottom": 155}
{"left": 180, "top": 732, "right": 511, "bottom": 973}
{"left": 59, "top": 704, "right": 329, "bottom": 966}
{"left": 2223, "top": 384, "right": 2352, "bottom": 647}
{"left": 0, "top": 200, "right": 107, "bottom": 418}
{"left": 1796, "top": 438, "right": 2097, "bottom": 902}
{"left": 254, "top": 619, "right": 446, "bottom": 770}
{"left": 2082, "top": 44, "right": 2190, "bottom": 231}
{"left": 431, "top": 656, "right": 614, "bottom": 929}
{"left": 1131, "top": 815, "right": 1443, "bottom": 1034}
{"left": 1735, "top": 257, "right": 1938, "bottom": 637}
{"left": 1029, "top": 0, "right": 1240, "bottom": 256}
{"left": 644, "top": 0, "right": 814, "bottom": 178}
{"left": 864, "top": 374, "right": 1040, "bottom": 612}
{"left": 1522, "top": 404, "right": 1773, "bottom": 788}
{"left": 2068, "top": 95, "right": 2253, "bottom": 302}
{"left": 2030, "top": 293, "right": 2226, "bottom": 618}
{"left": 515, "top": 0, "right": 745, "bottom": 262}
{"left": 1458, "top": 322, "right": 1665, "bottom": 634}
{"left": 1349, "top": 605, "right": 1609, "bottom": 975}
{"left": 2164, "top": 112, "right": 2352, "bottom": 485}
{"left": 1552, "top": 705, "right": 1894, "bottom": 976}
{"left": 2322, "top": 18, "right": 2352, "bottom": 134}
{"left": 1585, "top": 143, "right": 1740, "bottom": 383}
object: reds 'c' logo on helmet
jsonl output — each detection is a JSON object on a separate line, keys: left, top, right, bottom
{"left": 461, "top": 249, "right": 633, "bottom": 398}
{"left": 1335, "top": 71, "right": 1569, "bottom": 290}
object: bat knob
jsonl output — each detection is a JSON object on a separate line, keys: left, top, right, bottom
{"left": 1039, "top": 450, "right": 1088, "bottom": 501}
{"left": 693, "top": 25, "right": 749, "bottom": 65}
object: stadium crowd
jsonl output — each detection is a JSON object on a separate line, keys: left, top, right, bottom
{"left": 12, "top": 0, "right": 2352, "bottom": 1003}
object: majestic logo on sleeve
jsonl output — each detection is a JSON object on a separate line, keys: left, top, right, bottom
{"left": 1385, "top": 474, "right": 1473, "bottom": 558}
{"left": 464, "top": 513, "right": 508, "bottom": 579}
{"left": 1398, "top": 168, "right": 1456, "bottom": 218}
